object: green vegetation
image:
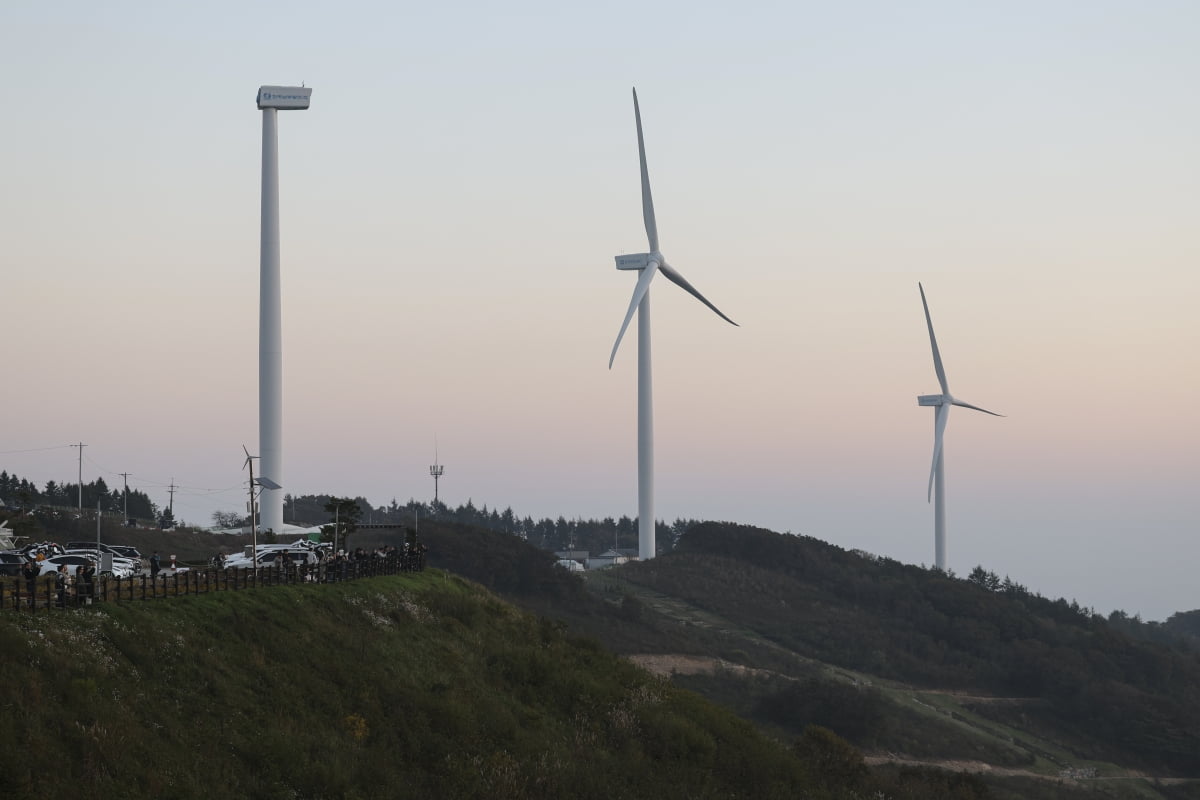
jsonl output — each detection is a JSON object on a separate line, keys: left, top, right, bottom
{"left": 321, "top": 495, "right": 362, "bottom": 549}
{"left": 0, "top": 571, "right": 871, "bottom": 799}
{"left": 634, "top": 524, "right": 1200, "bottom": 776}
{"left": 5, "top": 486, "right": 1198, "bottom": 799}
{"left": 393, "top": 519, "right": 1200, "bottom": 799}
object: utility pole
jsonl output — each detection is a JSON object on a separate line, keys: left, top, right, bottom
{"left": 243, "top": 450, "right": 259, "bottom": 566}
{"left": 119, "top": 472, "right": 130, "bottom": 525}
{"left": 70, "top": 442, "right": 86, "bottom": 512}
{"left": 168, "top": 478, "right": 176, "bottom": 518}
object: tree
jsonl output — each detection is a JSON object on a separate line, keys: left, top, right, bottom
{"left": 322, "top": 497, "right": 361, "bottom": 550}
{"left": 212, "top": 510, "right": 248, "bottom": 529}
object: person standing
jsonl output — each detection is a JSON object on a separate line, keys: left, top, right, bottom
{"left": 55, "top": 565, "right": 69, "bottom": 608}
{"left": 149, "top": 551, "right": 161, "bottom": 579}
{"left": 79, "top": 561, "right": 95, "bottom": 605}
{"left": 22, "top": 559, "right": 38, "bottom": 607}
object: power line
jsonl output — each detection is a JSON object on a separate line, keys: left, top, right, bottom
{"left": 0, "top": 444, "right": 74, "bottom": 455}
{"left": 77, "top": 452, "right": 242, "bottom": 495}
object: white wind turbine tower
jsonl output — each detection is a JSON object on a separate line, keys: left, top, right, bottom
{"left": 256, "top": 84, "right": 311, "bottom": 536}
{"left": 917, "top": 283, "right": 1002, "bottom": 571}
{"left": 609, "top": 88, "right": 738, "bottom": 561}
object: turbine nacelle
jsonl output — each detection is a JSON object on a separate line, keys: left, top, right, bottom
{"left": 917, "top": 394, "right": 945, "bottom": 407}
{"left": 615, "top": 252, "right": 660, "bottom": 271}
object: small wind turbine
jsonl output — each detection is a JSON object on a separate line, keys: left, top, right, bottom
{"left": 610, "top": 88, "right": 738, "bottom": 561}
{"left": 242, "top": 445, "right": 281, "bottom": 568}
{"left": 916, "top": 283, "right": 1002, "bottom": 571}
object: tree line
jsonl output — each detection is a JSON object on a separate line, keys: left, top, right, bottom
{"left": 214, "top": 493, "right": 701, "bottom": 556}
{"left": 0, "top": 469, "right": 166, "bottom": 525}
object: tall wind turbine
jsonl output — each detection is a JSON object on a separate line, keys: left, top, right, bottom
{"left": 609, "top": 88, "right": 738, "bottom": 560}
{"left": 256, "top": 85, "right": 310, "bottom": 536}
{"left": 916, "top": 283, "right": 1002, "bottom": 571}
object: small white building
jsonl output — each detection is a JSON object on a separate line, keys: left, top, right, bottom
{"left": 586, "top": 549, "right": 630, "bottom": 570}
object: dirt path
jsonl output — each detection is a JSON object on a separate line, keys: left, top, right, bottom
{"left": 862, "top": 756, "right": 1196, "bottom": 786}
{"left": 626, "top": 653, "right": 775, "bottom": 679}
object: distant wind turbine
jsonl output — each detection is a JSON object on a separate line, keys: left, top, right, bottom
{"left": 609, "top": 88, "right": 738, "bottom": 561}
{"left": 917, "top": 283, "right": 1002, "bottom": 571}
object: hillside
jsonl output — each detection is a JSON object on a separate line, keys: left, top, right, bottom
{"left": 0, "top": 568, "right": 1010, "bottom": 800}
{"left": 398, "top": 519, "right": 1200, "bottom": 800}
{"left": 6, "top": 515, "right": 1198, "bottom": 798}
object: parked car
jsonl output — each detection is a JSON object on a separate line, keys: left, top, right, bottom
{"left": 224, "top": 548, "right": 317, "bottom": 570}
{"left": 0, "top": 552, "right": 28, "bottom": 577}
{"left": 20, "top": 542, "right": 65, "bottom": 560}
{"left": 39, "top": 554, "right": 135, "bottom": 579}
{"left": 63, "top": 549, "right": 143, "bottom": 575}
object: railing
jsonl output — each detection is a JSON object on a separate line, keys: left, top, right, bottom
{"left": 0, "top": 551, "right": 426, "bottom": 612}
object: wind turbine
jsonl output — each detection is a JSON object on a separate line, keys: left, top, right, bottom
{"left": 242, "top": 446, "right": 260, "bottom": 565}
{"left": 256, "top": 84, "right": 311, "bottom": 537}
{"left": 609, "top": 88, "right": 738, "bottom": 561}
{"left": 916, "top": 283, "right": 1002, "bottom": 572}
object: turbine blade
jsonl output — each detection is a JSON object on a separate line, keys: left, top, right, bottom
{"left": 951, "top": 399, "right": 1004, "bottom": 417}
{"left": 919, "top": 283, "right": 950, "bottom": 395}
{"left": 659, "top": 262, "right": 738, "bottom": 326}
{"left": 609, "top": 261, "right": 659, "bottom": 368}
{"left": 928, "top": 404, "right": 950, "bottom": 502}
{"left": 633, "top": 88, "right": 659, "bottom": 253}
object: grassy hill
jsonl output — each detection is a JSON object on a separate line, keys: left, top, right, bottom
{"left": 5, "top": 515, "right": 1198, "bottom": 799}
{"left": 397, "top": 519, "right": 1200, "bottom": 800}
{"left": 1, "top": 567, "right": 1005, "bottom": 800}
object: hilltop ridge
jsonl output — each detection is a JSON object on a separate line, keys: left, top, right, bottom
{"left": 406, "top": 519, "right": 1200, "bottom": 798}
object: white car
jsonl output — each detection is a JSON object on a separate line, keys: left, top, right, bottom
{"left": 223, "top": 548, "right": 316, "bottom": 570}
{"left": 38, "top": 554, "right": 135, "bottom": 579}
{"left": 63, "top": 549, "right": 142, "bottom": 576}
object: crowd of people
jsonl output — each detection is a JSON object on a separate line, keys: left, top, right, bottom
{"left": 208, "top": 542, "right": 428, "bottom": 580}
{"left": 18, "top": 558, "right": 98, "bottom": 608}
{"left": 323, "top": 544, "right": 428, "bottom": 580}
{"left": 6, "top": 538, "right": 426, "bottom": 611}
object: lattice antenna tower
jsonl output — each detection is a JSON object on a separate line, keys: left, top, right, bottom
{"left": 429, "top": 438, "right": 445, "bottom": 504}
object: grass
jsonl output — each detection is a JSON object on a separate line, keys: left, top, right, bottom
{"left": 0, "top": 570, "right": 834, "bottom": 799}
{"left": 571, "top": 564, "right": 1200, "bottom": 800}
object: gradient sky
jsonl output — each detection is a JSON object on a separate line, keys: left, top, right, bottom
{"left": 2, "top": 1, "right": 1196, "bottom": 621}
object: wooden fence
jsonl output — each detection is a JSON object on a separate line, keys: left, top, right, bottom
{"left": 0, "top": 551, "right": 425, "bottom": 612}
